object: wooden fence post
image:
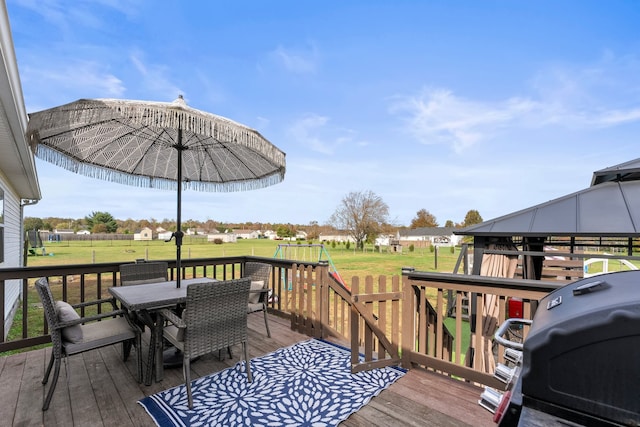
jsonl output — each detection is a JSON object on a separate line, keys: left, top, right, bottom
{"left": 401, "top": 273, "right": 415, "bottom": 369}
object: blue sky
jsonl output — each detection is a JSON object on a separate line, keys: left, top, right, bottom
{"left": 7, "top": 0, "right": 640, "bottom": 227}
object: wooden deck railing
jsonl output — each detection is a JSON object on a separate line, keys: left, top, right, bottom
{"left": 401, "top": 271, "right": 559, "bottom": 389}
{"left": 1, "top": 255, "right": 562, "bottom": 390}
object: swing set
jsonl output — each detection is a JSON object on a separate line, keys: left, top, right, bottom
{"left": 273, "top": 243, "right": 346, "bottom": 288}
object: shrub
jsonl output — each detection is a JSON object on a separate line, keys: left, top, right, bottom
{"left": 213, "top": 238, "right": 223, "bottom": 244}
{"left": 429, "top": 245, "right": 435, "bottom": 253}
{"left": 450, "top": 246, "right": 455, "bottom": 254}
{"left": 409, "top": 244, "right": 415, "bottom": 252}
{"left": 346, "top": 241, "right": 351, "bottom": 250}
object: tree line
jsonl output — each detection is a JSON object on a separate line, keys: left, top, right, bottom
{"left": 24, "top": 190, "right": 483, "bottom": 246}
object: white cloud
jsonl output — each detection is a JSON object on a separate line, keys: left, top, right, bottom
{"left": 389, "top": 88, "right": 535, "bottom": 153}
{"left": 390, "top": 53, "right": 640, "bottom": 153}
{"left": 597, "top": 108, "right": 640, "bottom": 126}
{"left": 288, "top": 114, "right": 332, "bottom": 154}
{"left": 128, "top": 50, "right": 183, "bottom": 99}
{"left": 22, "top": 60, "right": 125, "bottom": 104}
{"left": 271, "top": 44, "right": 319, "bottom": 73}
{"left": 12, "top": 0, "right": 139, "bottom": 32}
{"left": 286, "top": 114, "right": 360, "bottom": 156}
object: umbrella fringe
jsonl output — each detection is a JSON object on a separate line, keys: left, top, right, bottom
{"left": 98, "top": 99, "right": 286, "bottom": 166}
{"left": 35, "top": 144, "right": 284, "bottom": 192}
{"left": 30, "top": 99, "right": 286, "bottom": 168}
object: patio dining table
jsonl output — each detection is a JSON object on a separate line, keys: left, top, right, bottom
{"left": 109, "top": 277, "right": 216, "bottom": 385}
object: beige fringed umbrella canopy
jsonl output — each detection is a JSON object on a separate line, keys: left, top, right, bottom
{"left": 27, "top": 96, "right": 286, "bottom": 287}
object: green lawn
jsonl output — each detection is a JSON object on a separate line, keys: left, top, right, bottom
{"left": 27, "top": 238, "right": 465, "bottom": 280}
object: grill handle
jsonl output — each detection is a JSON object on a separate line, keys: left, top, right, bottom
{"left": 494, "top": 318, "right": 533, "bottom": 350}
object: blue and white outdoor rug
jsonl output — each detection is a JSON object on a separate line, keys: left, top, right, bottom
{"left": 139, "top": 338, "right": 406, "bottom": 426}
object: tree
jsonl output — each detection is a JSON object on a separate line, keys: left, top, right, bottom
{"left": 462, "top": 209, "right": 483, "bottom": 227}
{"left": 410, "top": 209, "right": 438, "bottom": 228}
{"left": 85, "top": 211, "right": 117, "bottom": 233}
{"left": 24, "top": 217, "right": 44, "bottom": 231}
{"left": 306, "top": 221, "right": 320, "bottom": 240}
{"left": 276, "top": 223, "right": 296, "bottom": 239}
{"left": 444, "top": 219, "right": 454, "bottom": 227}
{"left": 92, "top": 223, "right": 108, "bottom": 233}
{"left": 329, "top": 190, "right": 389, "bottom": 250}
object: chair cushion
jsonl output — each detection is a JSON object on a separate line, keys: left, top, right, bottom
{"left": 55, "top": 301, "right": 83, "bottom": 343}
{"left": 248, "top": 281, "right": 264, "bottom": 304}
{"left": 248, "top": 302, "right": 264, "bottom": 313}
{"left": 65, "top": 317, "right": 136, "bottom": 355}
{"left": 164, "top": 324, "right": 186, "bottom": 348}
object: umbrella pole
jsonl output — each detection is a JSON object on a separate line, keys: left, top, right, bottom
{"left": 175, "top": 128, "right": 184, "bottom": 288}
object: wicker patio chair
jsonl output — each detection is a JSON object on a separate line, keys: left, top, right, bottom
{"left": 35, "top": 277, "right": 142, "bottom": 411}
{"left": 158, "top": 278, "right": 252, "bottom": 408}
{"left": 244, "top": 262, "right": 273, "bottom": 337}
{"left": 119, "top": 260, "right": 169, "bottom": 286}
{"left": 119, "top": 261, "right": 170, "bottom": 331}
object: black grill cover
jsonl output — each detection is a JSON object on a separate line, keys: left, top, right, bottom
{"left": 520, "top": 270, "right": 640, "bottom": 425}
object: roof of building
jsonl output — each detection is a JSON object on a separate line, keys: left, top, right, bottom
{"left": 456, "top": 158, "right": 640, "bottom": 238}
{"left": 591, "top": 157, "right": 640, "bottom": 186}
{"left": 401, "top": 227, "right": 458, "bottom": 237}
{"left": 0, "top": 4, "right": 40, "bottom": 200}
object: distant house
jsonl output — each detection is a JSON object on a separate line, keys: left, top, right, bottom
{"left": 375, "top": 234, "right": 393, "bottom": 246}
{"left": 374, "top": 234, "right": 403, "bottom": 252}
{"left": 263, "top": 230, "right": 279, "bottom": 240}
{"left": 157, "top": 230, "right": 173, "bottom": 240}
{"left": 54, "top": 228, "right": 74, "bottom": 234}
{"left": 207, "top": 232, "right": 237, "bottom": 243}
{"left": 134, "top": 227, "right": 153, "bottom": 241}
{"left": 234, "top": 229, "right": 259, "bottom": 239}
{"left": 319, "top": 233, "right": 355, "bottom": 243}
{"left": 186, "top": 227, "right": 208, "bottom": 236}
{"left": 0, "top": 19, "right": 42, "bottom": 338}
{"left": 399, "top": 227, "right": 462, "bottom": 247}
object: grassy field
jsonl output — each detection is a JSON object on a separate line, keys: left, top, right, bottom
{"left": 29, "top": 238, "right": 639, "bottom": 276}
{"left": 27, "top": 238, "right": 464, "bottom": 279}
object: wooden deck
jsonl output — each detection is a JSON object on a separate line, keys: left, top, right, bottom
{"left": 0, "top": 313, "right": 494, "bottom": 427}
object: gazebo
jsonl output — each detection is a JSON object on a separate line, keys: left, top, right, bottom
{"left": 453, "top": 158, "right": 640, "bottom": 374}
{"left": 456, "top": 157, "right": 640, "bottom": 280}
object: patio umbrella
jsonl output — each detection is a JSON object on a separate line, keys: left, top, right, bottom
{"left": 26, "top": 96, "right": 286, "bottom": 288}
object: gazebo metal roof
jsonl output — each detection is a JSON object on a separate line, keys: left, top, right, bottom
{"left": 456, "top": 158, "right": 640, "bottom": 238}
{"left": 591, "top": 157, "right": 640, "bottom": 186}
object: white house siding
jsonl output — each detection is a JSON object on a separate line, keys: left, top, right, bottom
{"left": 0, "top": 173, "right": 23, "bottom": 337}
{"left": 399, "top": 227, "right": 463, "bottom": 247}
{"left": 134, "top": 227, "right": 153, "bottom": 241}
{"left": 234, "top": 230, "right": 259, "bottom": 239}
{"left": 0, "top": 2, "right": 42, "bottom": 339}
{"left": 319, "top": 234, "right": 355, "bottom": 243}
{"left": 207, "top": 233, "right": 237, "bottom": 243}
{"left": 157, "top": 231, "right": 173, "bottom": 240}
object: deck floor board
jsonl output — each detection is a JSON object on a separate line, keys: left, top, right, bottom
{"left": 1, "top": 313, "right": 494, "bottom": 426}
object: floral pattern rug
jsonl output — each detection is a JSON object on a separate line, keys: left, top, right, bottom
{"left": 139, "top": 338, "right": 406, "bottom": 426}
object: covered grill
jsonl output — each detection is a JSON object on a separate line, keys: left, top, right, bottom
{"left": 485, "top": 270, "right": 640, "bottom": 426}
